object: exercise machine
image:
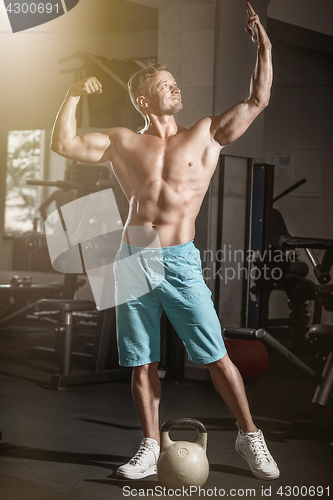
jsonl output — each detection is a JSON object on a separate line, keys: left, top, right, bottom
{"left": 224, "top": 235, "right": 333, "bottom": 456}
{"left": 0, "top": 235, "right": 85, "bottom": 329}
{"left": 243, "top": 164, "right": 332, "bottom": 350}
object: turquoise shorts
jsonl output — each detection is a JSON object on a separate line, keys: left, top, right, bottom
{"left": 113, "top": 240, "right": 226, "bottom": 367}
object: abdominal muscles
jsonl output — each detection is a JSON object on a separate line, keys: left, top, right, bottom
{"left": 124, "top": 176, "right": 206, "bottom": 247}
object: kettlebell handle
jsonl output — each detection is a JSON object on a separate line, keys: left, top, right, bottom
{"left": 160, "top": 418, "right": 207, "bottom": 434}
{"left": 160, "top": 418, "right": 207, "bottom": 452}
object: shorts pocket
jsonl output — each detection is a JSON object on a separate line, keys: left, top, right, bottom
{"left": 164, "top": 255, "right": 202, "bottom": 281}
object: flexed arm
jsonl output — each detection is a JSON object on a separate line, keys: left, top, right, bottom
{"left": 211, "top": 3, "right": 273, "bottom": 147}
{"left": 51, "top": 76, "right": 113, "bottom": 163}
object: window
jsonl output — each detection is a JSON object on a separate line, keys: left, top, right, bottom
{"left": 5, "top": 130, "right": 44, "bottom": 234}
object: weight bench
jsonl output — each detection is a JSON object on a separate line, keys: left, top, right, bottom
{"left": 36, "top": 299, "right": 131, "bottom": 389}
{"left": 37, "top": 299, "right": 96, "bottom": 389}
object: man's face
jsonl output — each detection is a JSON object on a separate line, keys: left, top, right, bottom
{"left": 144, "top": 70, "right": 183, "bottom": 116}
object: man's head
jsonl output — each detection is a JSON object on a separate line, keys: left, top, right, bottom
{"left": 128, "top": 64, "right": 182, "bottom": 117}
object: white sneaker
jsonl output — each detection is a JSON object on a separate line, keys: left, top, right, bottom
{"left": 235, "top": 423, "right": 280, "bottom": 480}
{"left": 116, "top": 438, "right": 160, "bottom": 479}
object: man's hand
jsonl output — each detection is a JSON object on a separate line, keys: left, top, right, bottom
{"left": 246, "top": 2, "right": 271, "bottom": 49}
{"left": 67, "top": 76, "right": 102, "bottom": 98}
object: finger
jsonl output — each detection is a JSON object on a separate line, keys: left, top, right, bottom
{"left": 84, "top": 80, "right": 96, "bottom": 94}
{"left": 248, "top": 14, "right": 259, "bottom": 25}
{"left": 92, "top": 77, "right": 102, "bottom": 92}
{"left": 251, "top": 23, "right": 259, "bottom": 40}
{"left": 87, "top": 77, "right": 98, "bottom": 92}
{"left": 94, "top": 79, "right": 103, "bottom": 94}
{"left": 87, "top": 81, "right": 96, "bottom": 93}
{"left": 85, "top": 77, "right": 101, "bottom": 94}
{"left": 91, "top": 79, "right": 101, "bottom": 93}
{"left": 247, "top": 6, "right": 255, "bottom": 18}
{"left": 82, "top": 82, "right": 90, "bottom": 94}
{"left": 245, "top": 24, "right": 259, "bottom": 44}
{"left": 246, "top": 2, "right": 256, "bottom": 16}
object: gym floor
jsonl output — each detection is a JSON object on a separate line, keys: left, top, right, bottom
{"left": 0, "top": 325, "right": 332, "bottom": 500}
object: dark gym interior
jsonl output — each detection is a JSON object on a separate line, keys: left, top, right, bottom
{"left": 1, "top": 1, "right": 333, "bottom": 499}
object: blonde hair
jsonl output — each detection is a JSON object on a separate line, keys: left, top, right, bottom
{"left": 128, "top": 64, "right": 169, "bottom": 114}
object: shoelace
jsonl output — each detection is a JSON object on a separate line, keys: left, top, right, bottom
{"left": 129, "top": 443, "right": 153, "bottom": 466}
{"left": 247, "top": 433, "right": 272, "bottom": 465}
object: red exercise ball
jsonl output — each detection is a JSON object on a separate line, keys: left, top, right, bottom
{"left": 224, "top": 339, "right": 269, "bottom": 381}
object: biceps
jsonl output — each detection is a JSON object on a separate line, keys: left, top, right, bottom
{"left": 73, "top": 133, "right": 112, "bottom": 163}
{"left": 54, "top": 132, "right": 112, "bottom": 163}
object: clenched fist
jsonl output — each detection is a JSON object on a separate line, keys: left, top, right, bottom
{"left": 67, "top": 76, "right": 102, "bottom": 97}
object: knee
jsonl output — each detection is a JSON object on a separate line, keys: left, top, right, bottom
{"left": 133, "top": 361, "right": 159, "bottom": 384}
{"left": 206, "top": 354, "right": 233, "bottom": 377}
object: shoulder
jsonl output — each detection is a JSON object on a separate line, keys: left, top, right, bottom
{"left": 182, "top": 117, "right": 219, "bottom": 144}
{"left": 187, "top": 117, "right": 224, "bottom": 152}
{"left": 187, "top": 116, "right": 214, "bottom": 134}
{"left": 103, "top": 127, "right": 142, "bottom": 152}
{"left": 174, "top": 117, "right": 213, "bottom": 135}
{"left": 103, "top": 127, "right": 137, "bottom": 141}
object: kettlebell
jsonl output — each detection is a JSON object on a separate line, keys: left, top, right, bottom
{"left": 157, "top": 418, "right": 209, "bottom": 489}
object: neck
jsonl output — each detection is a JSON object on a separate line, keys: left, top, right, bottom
{"left": 142, "top": 114, "right": 178, "bottom": 139}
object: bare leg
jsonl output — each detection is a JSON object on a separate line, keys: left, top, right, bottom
{"left": 206, "top": 354, "right": 257, "bottom": 433}
{"left": 131, "top": 361, "right": 161, "bottom": 444}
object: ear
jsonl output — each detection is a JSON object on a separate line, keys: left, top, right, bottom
{"left": 136, "top": 95, "right": 149, "bottom": 110}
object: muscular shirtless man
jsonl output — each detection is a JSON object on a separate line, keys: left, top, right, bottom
{"left": 51, "top": 3, "right": 279, "bottom": 481}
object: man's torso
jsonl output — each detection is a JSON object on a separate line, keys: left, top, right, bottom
{"left": 108, "top": 117, "right": 222, "bottom": 247}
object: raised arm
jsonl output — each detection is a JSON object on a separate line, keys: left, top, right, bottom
{"left": 51, "top": 76, "right": 113, "bottom": 163}
{"left": 211, "top": 3, "right": 272, "bottom": 147}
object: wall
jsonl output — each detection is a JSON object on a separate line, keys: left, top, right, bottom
{"left": 264, "top": 40, "right": 333, "bottom": 238}
{"left": 268, "top": 0, "right": 333, "bottom": 38}
{"left": 213, "top": 0, "right": 270, "bottom": 159}
{"left": 133, "top": 0, "right": 333, "bottom": 38}
{"left": 263, "top": 35, "right": 333, "bottom": 324}
{"left": 158, "top": 0, "right": 216, "bottom": 129}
